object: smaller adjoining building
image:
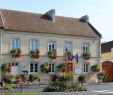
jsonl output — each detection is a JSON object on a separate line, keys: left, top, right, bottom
{"left": 101, "top": 41, "right": 113, "bottom": 82}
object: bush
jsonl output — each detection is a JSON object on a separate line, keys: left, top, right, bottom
{"left": 43, "top": 79, "right": 66, "bottom": 92}
{"left": 40, "top": 63, "right": 49, "bottom": 73}
{"left": 97, "top": 72, "right": 105, "bottom": 82}
{"left": 66, "top": 81, "right": 79, "bottom": 91}
{"left": 3, "top": 74, "right": 13, "bottom": 84}
{"left": 65, "top": 71, "right": 73, "bottom": 81}
{"left": 57, "top": 64, "right": 65, "bottom": 72}
{"left": 1, "top": 63, "right": 9, "bottom": 72}
{"left": 91, "top": 64, "right": 99, "bottom": 72}
{"left": 21, "top": 74, "right": 27, "bottom": 82}
{"left": 29, "top": 73, "right": 39, "bottom": 82}
{"left": 78, "top": 75, "right": 85, "bottom": 86}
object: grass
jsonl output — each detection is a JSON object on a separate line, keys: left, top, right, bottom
{"left": 0, "top": 92, "right": 41, "bottom": 95}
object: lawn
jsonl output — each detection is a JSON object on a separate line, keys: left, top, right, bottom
{"left": 0, "top": 92, "right": 41, "bottom": 95}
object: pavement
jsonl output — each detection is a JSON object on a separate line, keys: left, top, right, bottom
{"left": 3, "top": 82, "right": 113, "bottom": 95}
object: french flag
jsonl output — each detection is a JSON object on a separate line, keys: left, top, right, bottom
{"left": 74, "top": 53, "right": 78, "bottom": 63}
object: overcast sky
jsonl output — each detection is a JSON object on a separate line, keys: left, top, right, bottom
{"left": 0, "top": 0, "right": 113, "bottom": 42}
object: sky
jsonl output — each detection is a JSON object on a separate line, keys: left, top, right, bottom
{"left": 0, "top": 0, "right": 113, "bottom": 42}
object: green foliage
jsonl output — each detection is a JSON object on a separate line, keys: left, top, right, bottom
{"left": 97, "top": 72, "right": 105, "bottom": 81}
{"left": 40, "top": 63, "right": 49, "bottom": 73}
{"left": 43, "top": 74, "right": 83, "bottom": 92}
{"left": 3, "top": 74, "right": 13, "bottom": 84}
{"left": 91, "top": 64, "right": 99, "bottom": 72}
{"left": 82, "top": 52, "right": 90, "bottom": 60}
{"left": 21, "top": 74, "right": 27, "bottom": 82}
{"left": 10, "top": 48, "right": 21, "bottom": 58}
{"left": 1, "top": 63, "right": 9, "bottom": 72}
{"left": 29, "top": 49, "right": 40, "bottom": 58}
{"left": 78, "top": 75, "right": 85, "bottom": 85}
{"left": 65, "top": 51, "right": 73, "bottom": 60}
{"left": 29, "top": 73, "right": 39, "bottom": 82}
{"left": 57, "top": 63, "right": 65, "bottom": 72}
{"left": 66, "top": 81, "right": 79, "bottom": 91}
{"left": 65, "top": 71, "right": 73, "bottom": 81}
{"left": 48, "top": 49, "right": 57, "bottom": 59}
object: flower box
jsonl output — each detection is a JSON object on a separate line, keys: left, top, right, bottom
{"left": 10, "top": 48, "right": 21, "bottom": 58}
{"left": 48, "top": 49, "right": 57, "bottom": 59}
{"left": 29, "top": 49, "right": 40, "bottom": 59}
{"left": 82, "top": 52, "right": 90, "bottom": 60}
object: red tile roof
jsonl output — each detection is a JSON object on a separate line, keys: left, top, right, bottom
{"left": 0, "top": 9, "right": 101, "bottom": 37}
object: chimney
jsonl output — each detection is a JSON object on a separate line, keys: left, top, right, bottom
{"left": 80, "top": 15, "right": 89, "bottom": 23}
{"left": 42, "top": 9, "right": 55, "bottom": 22}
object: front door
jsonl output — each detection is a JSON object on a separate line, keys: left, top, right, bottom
{"left": 102, "top": 61, "right": 113, "bottom": 82}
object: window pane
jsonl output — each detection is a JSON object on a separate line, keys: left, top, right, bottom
{"left": 48, "top": 41, "right": 56, "bottom": 51}
{"left": 31, "top": 40, "right": 38, "bottom": 50}
{"left": 11, "top": 39, "right": 20, "bottom": 49}
{"left": 65, "top": 42, "right": 72, "bottom": 51}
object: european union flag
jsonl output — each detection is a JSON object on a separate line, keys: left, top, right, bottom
{"left": 74, "top": 53, "right": 78, "bottom": 63}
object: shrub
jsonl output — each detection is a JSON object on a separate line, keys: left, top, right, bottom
{"left": 66, "top": 81, "right": 79, "bottom": 91}
{"left": 3, "top": 74, "right": 13, "bottom": 84}
{"left": 91, "top": 64, "right": 99, "bottom": 72}
{"left": 97, "top": 72, "right": 105, "bottom": 82}
{"left": 65, "top": 71, "right": 73, "bottom": 81}
{"left": 50, "top": 74, "right": 58, "bottom": 82}
{"left": 29, "top": 73, "right": 39, "bottom": 82}
{"left": 78, "top": 75, "right": 85, "bottom": 86}
{"left": 1, "top": 63, "right": 9, "bottom": 72}
{"left": 40, "top": 63, "right": 49, "bottom": 73}
{"left": 21, "top": 74, "right": 28, "bottom": 82}
{"left": 43, "top": 79, "right": 66, "bottom": 92}
{"left": 57, "top": 63, "right": 65, "bottom": 72}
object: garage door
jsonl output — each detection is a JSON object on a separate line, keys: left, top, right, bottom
{"left": 102, "top": 61, "right": 113, "bottom": 82}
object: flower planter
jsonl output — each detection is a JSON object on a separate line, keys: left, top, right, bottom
{"left": 29, "top": 49, "right": 40, "bottom": 59}
{"left": 10, "top": 48, "right": 21, "bottom": 58}
{"left": 82, "top": 52, "right": 90, "bottom": 60}
{"left": 65, "top": 50, "right": 73, "bottom": 61}
{"left": 48, "top": 50, "right": 57, "bottom": 59}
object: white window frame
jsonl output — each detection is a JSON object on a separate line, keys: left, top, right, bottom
{"left": 30, "top": 62, "right": 39, "bottom": 73}
{"left": 48, "top": 40, "right": 56, "bottom": 51}
{"left": 49, "top": 63, "right": 56, "bottom": 73}
{"left": 11, "top": 38, "right": 20, "bottom": 49}
{"left": 65, "top": 41, "right": 72, "bottom": 51}
{"left": 11, "top": 63, "right": 19, "bottom": 75}
{"left": 30, "top": 39, "right": 39, "bottom": 50}
{"left": 83, "top": 43, "right": 89, "bottom": 52}
{"left": 83, "top": 63, "right": 89, "bottom": 73}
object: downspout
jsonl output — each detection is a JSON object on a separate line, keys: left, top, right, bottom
{"left": 0, "top": 30, "right": 2, "bottom": 80}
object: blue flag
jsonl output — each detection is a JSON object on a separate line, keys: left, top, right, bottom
{"left": 74, "top": 53, "right": 78, "bottom": 63}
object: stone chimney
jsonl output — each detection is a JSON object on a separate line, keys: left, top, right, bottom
{"left": 44, "top": 9, "right": 55, "bottom": 22}
{"left": 80, "top": 15, "right": 89, "bottom": 23}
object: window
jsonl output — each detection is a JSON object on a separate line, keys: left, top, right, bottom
{"left": 11, "top": 38, "right": 20, "bottom": 49}
{"left": 83, "top": 43, "right": 89, "bottom": 52}
{"left": 65, "top": 42, "right": 72, "bottom": 51}
{"left": 49, "top": 63, "right": 55, "bottom": 73}
{"left": 48, "top": 41, "right": 56, "bottom": 51}
{"left": 30, "top": 62, "right": 38, "bottom": 72}
{"left": 11, "top": 63, "right": 19, "bottom": 75}
{"left": 30, "top": 39, "right": 39, "bottom": 50}
{"left": 83, "top": 63, "right": 89, "bottom": 73}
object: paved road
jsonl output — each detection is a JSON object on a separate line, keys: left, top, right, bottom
{"left": 13, "top": 83, "right": 113, "bottom": 95}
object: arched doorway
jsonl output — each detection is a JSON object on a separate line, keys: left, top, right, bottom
{"left": 102, "top": 61, "right": 113, "bottom": 82}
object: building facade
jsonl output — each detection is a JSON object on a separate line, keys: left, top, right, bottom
{"left": 0, "top": 9, "right": 101, "bottom": 79}
{"left": 101, "top": 41, "right": 113, "bottom": 82}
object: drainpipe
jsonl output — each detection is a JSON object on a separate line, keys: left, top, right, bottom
{"left": 0, "top": 30, "right": 2, "bottom": 80}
